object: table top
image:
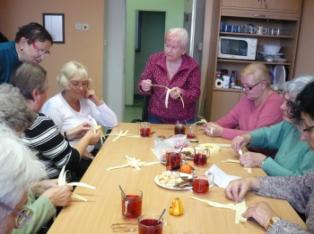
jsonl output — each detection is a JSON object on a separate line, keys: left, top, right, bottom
{"left": 48, "top": 123, "right": 305, "bottom": 234}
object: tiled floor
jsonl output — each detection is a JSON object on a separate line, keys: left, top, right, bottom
{"left": 123, "top": 95, "right": 144, "bottom": 122}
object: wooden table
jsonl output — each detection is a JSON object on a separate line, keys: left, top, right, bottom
{"left": 48, "top": 123, "right": 305, "bottom": 234}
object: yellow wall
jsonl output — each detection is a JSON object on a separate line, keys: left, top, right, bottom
{"left": 0, "top": 0, "right": 105, "bottom": 98}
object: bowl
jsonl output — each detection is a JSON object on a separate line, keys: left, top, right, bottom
{"left": 263, "top": 44, "right": 281, "bottom": 55}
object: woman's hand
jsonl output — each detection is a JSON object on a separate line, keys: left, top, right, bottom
{"left": 84, "top": 130, "right": 100, "bottom": 145}
{"left": 169, "top": 87, "right": 182, "bottom": 99}
{"left": 225, "top": 177, "right": 260, "bottom": 202}
{"left": 232, "top": 134, "right": 252, "bottom": 154}
{"left": 240, "top": 152, "right": 266, "bottom": 168}
{"left": 86, "top": 89, "right": 104, "bottom": 106}
{"left": 42, "top": 185, "right": 73, "bottom": 207}
{"left": 204, "top": 122, "right": 223, "bottom": 137}
{"left": 140, "top": 79, "right": 152, "bottom": 92}
{"left": 66, "top": 122, "right": 91, "bottom": 140}
{"left": 243, "top": 202, "right": 276, "bottom": 230}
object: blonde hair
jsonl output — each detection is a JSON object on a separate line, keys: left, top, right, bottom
{"left": 240, "top": 63, "right": 271, "bottom": 85}
{"left": 165, "top": 27, "right": 189, "bottom": 50}
{"left": 57, "top": 60, "right": 91, "bottom": 89}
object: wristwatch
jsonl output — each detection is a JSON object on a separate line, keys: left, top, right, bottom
{"left": 268, "top": 216, "right": 281, "bottom": 229}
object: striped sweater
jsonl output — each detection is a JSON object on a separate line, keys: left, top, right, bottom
{"left": 23, "top": 113, "right": 80, "bottom": 178}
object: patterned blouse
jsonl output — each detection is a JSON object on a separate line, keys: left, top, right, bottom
{"left": 256, "top": 172, "right": 314, "bottom": 233}
{"left": 138, "top": 52, "right": 200, "bottom": 123}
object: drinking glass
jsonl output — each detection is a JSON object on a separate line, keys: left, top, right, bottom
{"left": 174, "top": 122, "right": 185, "bottom": 135}
{"left": 192, "top": 175, "right": 209, "bottom": 194}
{"left": 121, "top": 190, "right": 143, "bottom": 218}
{"left": 187, "top": 125, "right": 196, "bottom": 139}
{"left": 165, "top": 152, "right": 182, "bottom": 171}
{"left": 140, "top": 122, "right": 151, "bottom": 137}
{"left": 138, "top": 214, "right": 163, "bottom": 234}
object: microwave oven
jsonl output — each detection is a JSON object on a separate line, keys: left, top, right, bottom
{"left": 218, "top": 36, "right": 257, "bottom": 60}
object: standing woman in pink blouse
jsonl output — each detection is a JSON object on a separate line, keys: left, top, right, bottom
{"left": 138, "top": 27, "right": 201, "bottom": 124}
{"left": 205, "top": 63, "right": 283, "bottom": 140}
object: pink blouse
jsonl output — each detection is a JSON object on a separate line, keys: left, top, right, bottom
{"left": 138, "top": 52, "right": 200, "bottom": 123}
{"left": 216, "top": 92, "right": 284, "bottom": 139}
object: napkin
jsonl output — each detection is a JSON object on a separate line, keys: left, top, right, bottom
{"left": 206, "top": 164, "right": 240, "bottom": 188}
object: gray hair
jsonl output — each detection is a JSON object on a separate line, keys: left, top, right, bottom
{"left": 165, "top": 27, "right": 189, "bottom": 50}
{"left": 57, "top": 60, "right": 91, "bottom": 89}
{"left": 11, "top": 62, "right": 47, "bottom": 100}
{"left": 0, "top": 124, "right": 46, "bottom": 224}
{"left": 282, "top": 75, "right": 314, "bottom": 101}
{"left": 0, "top": 84, "right": 36, "bottom": 132}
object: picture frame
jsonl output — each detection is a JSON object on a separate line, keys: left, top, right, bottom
{"left": 43, "top": 13, "right": 65, "bottom": 43}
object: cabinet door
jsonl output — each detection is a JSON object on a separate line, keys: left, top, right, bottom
{"left": 222, "top": 0, "right": 261, "bottom": 9}
{"left": 210, "top": 90, "right": 242, "bottom": 121}
{"left": 263, "top": 0, "right": 302, "bottom": 12}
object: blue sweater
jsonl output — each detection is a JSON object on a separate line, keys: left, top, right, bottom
{"left": 0, "top": 41, "right": 21, "bottom": 84}
{"left": 250, "top": 121, "right": 314, "bottom": 176}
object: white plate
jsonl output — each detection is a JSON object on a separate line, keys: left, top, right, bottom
{"left": 154, "top": 172, "right": 192, "bottom": 191}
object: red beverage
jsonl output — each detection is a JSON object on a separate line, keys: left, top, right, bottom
{"left": 192, "top": 177, "right": 209, "bottom": 194}
{"left": 187, "top": 132, "right": 196, "bottom": 139}
{"left": 138, "top": 219, "right": 163, "bottom": 234}
{"left": 121, "top": 194, "right": 142, "bottom": 218}
{"left": 140, "top": 127, "right": 151, "bottom": 137}
{"left": 166, "top": 152, "right": 182, "bottom": 170}
{"left": 193, "top": 153, "right": 207, "bottom": 166}
{"left": 174, "top": 124, "right": 185, "bottom": 135}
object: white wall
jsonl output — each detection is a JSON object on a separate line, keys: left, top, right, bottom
{"left": 104, "top": 0, "right": 125, "bottom": 120}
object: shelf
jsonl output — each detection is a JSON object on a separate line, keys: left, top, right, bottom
{"left": 213, "top": 88, "right": 243, "bottom": 93}
{"left": 220, "top": 32, "right": 294, "bottom": 39}
{"left": 217, "top": 58, "right": 292, "bottom": 66}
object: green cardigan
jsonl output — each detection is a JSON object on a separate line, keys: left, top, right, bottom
{"left": 13, "top": 191, "right": 56, "bottom": 234}
{"left": 250, "top": 121, "right": 314, "bottom": 176}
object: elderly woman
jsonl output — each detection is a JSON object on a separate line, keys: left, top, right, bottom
{"left": 10, "top": 62, "right": 99, "bottom": 179}
{"left": 0, "top": 124, "right": 46, "bottom": 234}
{"left": 0, "top": 84, "right": 73, "bottom": 234}
{"left": 42, "top": 60, "right": 118, "bottom": 150}
{"left": 0, "top": 22, "right": 53, "bottom": 84}
{"left": 138, "top": 27, "right": 200, "bottom": 124}
{"left": 231, "top": 76, "right": 314, "bottom": 176}
{"left": 225, "top": 81, "right": 314, "bottom": 233}
{"left": 205, "top": 63, "right": 283, "bottom": 139}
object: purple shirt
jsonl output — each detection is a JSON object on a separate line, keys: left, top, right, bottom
{"left": 138, "top": 52, "right": 200, "bottom": 123}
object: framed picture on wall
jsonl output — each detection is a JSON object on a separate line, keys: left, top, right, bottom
{"left": 43, "top": 13, "right": 65, "bottom": 43}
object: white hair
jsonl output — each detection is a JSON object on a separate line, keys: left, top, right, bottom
{"left": 282, "top": 75, "right": 314, "bottom": 101}
{"left": 165, "top": 27, "right": 189, "bottom": 50}
{"left": 0, "top": 84, "right": 36, "bottom": 132}
{"left": 0, "top": 124, "right": 46, "bottom": 223}
{"left": 57, "top": 60, "right": 91, "bottom": 89}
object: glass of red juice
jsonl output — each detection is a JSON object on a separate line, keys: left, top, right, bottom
{"left": 187, "top": 125, "right": 196, "bottom": 139}
{"left": 174, "top": 122, "right": 185, "bottom": 135}
{"left": 165, "top": 152, "right": 182, "bottom": 171}
{"left": 121, "top": 190, "right": 143, "bottom": 218}
{"left": 138, "top": 214, "right": 163, "bottom": 234}
{"left": 193, "top": 153, "right": 207, "bottom": 166}
{"left": 140, "top": 122, "right": 151, "bottom": 137}
{"left": 192, "top": 176, "right": 209, "bottom": 194}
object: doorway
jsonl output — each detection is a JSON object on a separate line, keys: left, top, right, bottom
{"left": 125, "top": 11, "right": 166, "bottom": 122}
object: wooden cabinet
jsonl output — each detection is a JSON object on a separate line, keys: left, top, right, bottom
{"left": 221, "top": 0, "right": 303, "bottom": 20}
{"left": 203, "top": 0, "right": 303, "bottom": 121}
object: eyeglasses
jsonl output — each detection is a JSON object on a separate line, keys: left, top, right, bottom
{"left": 303, "top": 126, "right": 314, "bottom": 133}
{"left": 70, "top": 80, "right": 89, "bottom": 89}
{"left": 32, "top": 42, "right": 50, "bottom": 57}
{"left": 0, "top": 201, "right": 33, "bottom": 229}
{"left": 242, "top": 80, "right": 264, "bottom": 91}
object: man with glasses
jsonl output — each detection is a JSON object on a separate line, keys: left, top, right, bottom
{"left": 0, "top": 124, "right": 46, "bottom": 234}
{"left": 0, "top": 22, "right": 53, "bottom": 84}
{"left": 205, "top": 63, "right": 283, "bottom": 140}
